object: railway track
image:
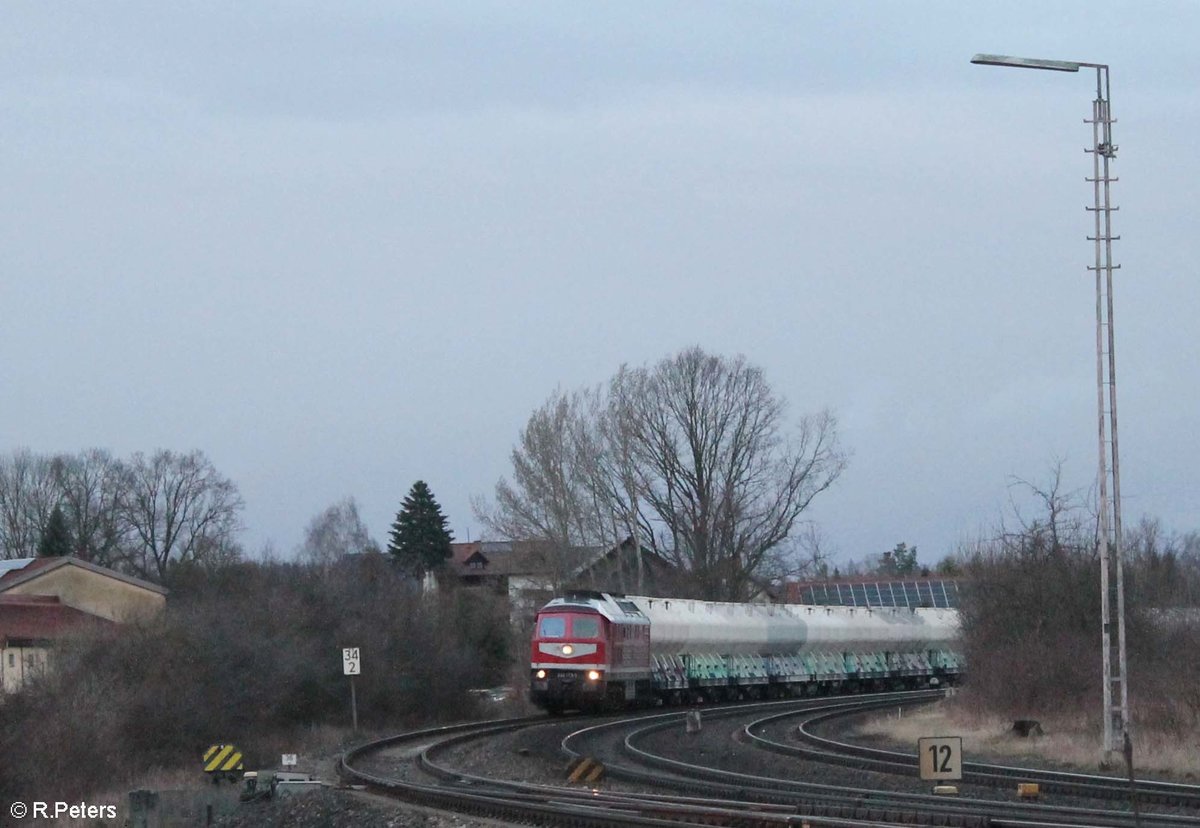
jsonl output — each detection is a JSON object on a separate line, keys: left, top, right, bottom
{"left": 340, "top": 691, "right": 1200, "bottom": 828}
{"left": 754, "top": 695, "right": 1200, "bottom": 808}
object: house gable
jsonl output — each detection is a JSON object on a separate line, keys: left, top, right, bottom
{"left": 443, "top": 538, "right": 677, "bottom": 626}
{"left": 0, "top": 558, "right": 166, "bottom": 623}
{"left": 462, "top": 551, "right": 489, "bottom": 570}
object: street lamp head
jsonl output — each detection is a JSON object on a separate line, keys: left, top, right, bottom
{"left": 971, "top": 53, "right": 1081, "bottom": 73}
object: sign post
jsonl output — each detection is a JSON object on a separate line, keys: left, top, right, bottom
{"left": 342, "top": 647, "right": 361, "bottom": 732}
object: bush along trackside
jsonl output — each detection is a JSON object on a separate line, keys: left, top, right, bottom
{"left": 0, "top": 553, "right": 513, "bottom": 805}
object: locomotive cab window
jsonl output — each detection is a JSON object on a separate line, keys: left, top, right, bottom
{"left": 572, "top": 616, "right": 601, "bottom": 638}
{"left": 538, "top": 616, "right": 567, "bottom": 638}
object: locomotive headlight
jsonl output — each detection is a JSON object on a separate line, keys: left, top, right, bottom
{"left": 587, "top": 670, "right": 601, "bottom": 682}
{"left": 561, "top": 644, "right": 574, "bottom": 655}
{"left": 535, "top": 669, "right": 546, "bottom": 680}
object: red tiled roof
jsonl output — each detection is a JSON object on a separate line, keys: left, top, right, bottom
{"left": 450, "top": 542, "right": 483, "bottom": 567}
{"left": 0, "top": 594, "right": 116, "bottom": 644}
{"left": 449, "top": 541, "right": 603, "bottom": 578}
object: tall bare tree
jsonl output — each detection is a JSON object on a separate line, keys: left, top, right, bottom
{"left": 480, "top": 347, "right": 847, "bottom": 600}
{"left": 119, "top": 450, "right": 244, "bottom": 580}
{"left": 54, "top": 448, "right": 128, "bottom": 566}
{"left": 483, "top": 389, "right": 601, "bottom": 549}
{"left": 619, "top": 348, "right": 846, "bottom": 599}
{"left": 0, "top": 449, "right": 61, "bottom": 559}
{"left": 298, "top": 497, "right": 378, "bottom": 569}
{"left": 474, "top": 390, "right": 614, "bottom": 590}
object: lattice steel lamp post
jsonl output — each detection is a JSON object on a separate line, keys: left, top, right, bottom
{"left": 970, "top": 53, "right": 1129, "bottom": 763}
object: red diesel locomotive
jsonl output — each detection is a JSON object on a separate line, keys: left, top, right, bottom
{"left": 529, "top": 593, "right": 652, "bottom": 711}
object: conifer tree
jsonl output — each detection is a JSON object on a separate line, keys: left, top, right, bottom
{"left": 38, "top": 505, "right": 73, "bottom": 558}
{"left": 388, "top": 481, "right": 453, "bottom": 578}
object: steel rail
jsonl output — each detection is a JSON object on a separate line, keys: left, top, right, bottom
{"left": 341, "top": 711, "right": 902, "bottom": 827}
{"left": 770, "top": 699, "right": 1200, "bottom": 808}
{"left": 611, "top": 695, "right": 1192, "bottom": 828}
{"left": 565, "top": 692, "right": 1000, "bottom": 827}
{"left": 341, "top": 693, "right": 1192, "bottom": 828}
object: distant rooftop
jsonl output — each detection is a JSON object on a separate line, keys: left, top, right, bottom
{"left": 450, "top": 540, "right": 607, "bottom": 577}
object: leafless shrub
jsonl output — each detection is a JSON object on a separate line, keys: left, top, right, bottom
{"left": 0, "top": 555, "right": 511, "bottom": 803}
{"left": 958, "top": 466, "right": 1200, "bottom": 733}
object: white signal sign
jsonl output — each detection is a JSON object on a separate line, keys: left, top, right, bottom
{"left": 281, "top": 753, "right": 297, "bottom": 767}
{"left": 342, "top": 647, "right": 361, "bottom": 676}
{"left": 918, "top": 736, "right": 963, "bottom": 781}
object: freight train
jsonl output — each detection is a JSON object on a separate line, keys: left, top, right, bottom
{"left": 529, "top": 591, "right": 961, "bottom": 712}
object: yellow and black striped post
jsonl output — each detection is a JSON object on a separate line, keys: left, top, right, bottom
{"left": 566, "top": 756, "right": 605, "bottom": 784}
{"left": 203, "top": 744, "right": 244, "bottom": 775}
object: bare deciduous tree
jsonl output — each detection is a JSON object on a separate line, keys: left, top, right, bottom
{"left": 1124, "top": 516, "right": 1200, "bottom": 607}
{"left": 119, "top": 450, "right": 244, "bottom": 579}
{"left": 956, "top": 468, "right": 1101, "bottom": 716}
{"left": 957, "top": 464, "right": 1200, "bottom": 728}
{"left": 474, "top": 389, "right": 613, "bottom": 590}
{"left": 298, "top": 497, "right": 378, "bottom": 568}
{"left": 479, "top": 347, "right": 848, "bottom": 600}
{"left": 0, "top": 449, "right": 61, "bottom": 559}
{"left": 54, "top": 449, "right": 128, "bottom": 566}
{"left": 620, "top": 348, "right": 847, "bottom": 599}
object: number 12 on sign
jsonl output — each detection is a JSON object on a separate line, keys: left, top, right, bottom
{"left": 918, "top": 736, "right": 963, "bottom": 781}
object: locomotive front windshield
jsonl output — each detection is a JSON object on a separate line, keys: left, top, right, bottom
{"left": 537, "top": 613, "right": 601, "bottom": 639}
{"left": 538, "top": 615, "right": 567, "bottom": 638}
{"left": 572, "top": 616, "right": 600, "bottom": 638}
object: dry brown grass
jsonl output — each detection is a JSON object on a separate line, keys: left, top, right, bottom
{"left": 48, "top": 767, "right": 196, "bottom": 827}
{"left": 856, "top": 698, "right": 1200, "bottom": 778}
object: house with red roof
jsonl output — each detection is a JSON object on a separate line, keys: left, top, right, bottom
{"left": 0, "top": 557, "right": 166, "bottom": 692}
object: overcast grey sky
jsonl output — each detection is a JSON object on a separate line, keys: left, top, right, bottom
{"left": 4, "top": 2, "right": 1198, "bottom": 566}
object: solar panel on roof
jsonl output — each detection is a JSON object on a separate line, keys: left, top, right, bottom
{"left": 0, "top": 558, "right": 35, "bottom": 577}
{"left": 850, "top": 584, "right": 868, "bottom": 606}
{"left": 792, "top": 578, "right": 959, "bottom": 609}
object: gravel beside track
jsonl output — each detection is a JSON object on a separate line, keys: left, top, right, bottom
{"left": 638, "top": 707, "right": 1010, "bottom": 798}
{"left": 218, "top": 702, "right": 1197, "bottom": 826}
{"left": 214, "top": 786, "right": 518, "bottom": 827}
{"left": 357, "top": 714, "right": 657, "bottom": 792}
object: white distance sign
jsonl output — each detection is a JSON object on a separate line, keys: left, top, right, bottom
{"left": 918, "top": 736, "right": 963, "bottom": 781}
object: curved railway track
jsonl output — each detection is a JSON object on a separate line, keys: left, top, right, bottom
{"left": 340, "top": 691, "right": 1200, "bottom": 828}
{"left": 756, "top": 695, "right": 1200, "bottom": 808}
